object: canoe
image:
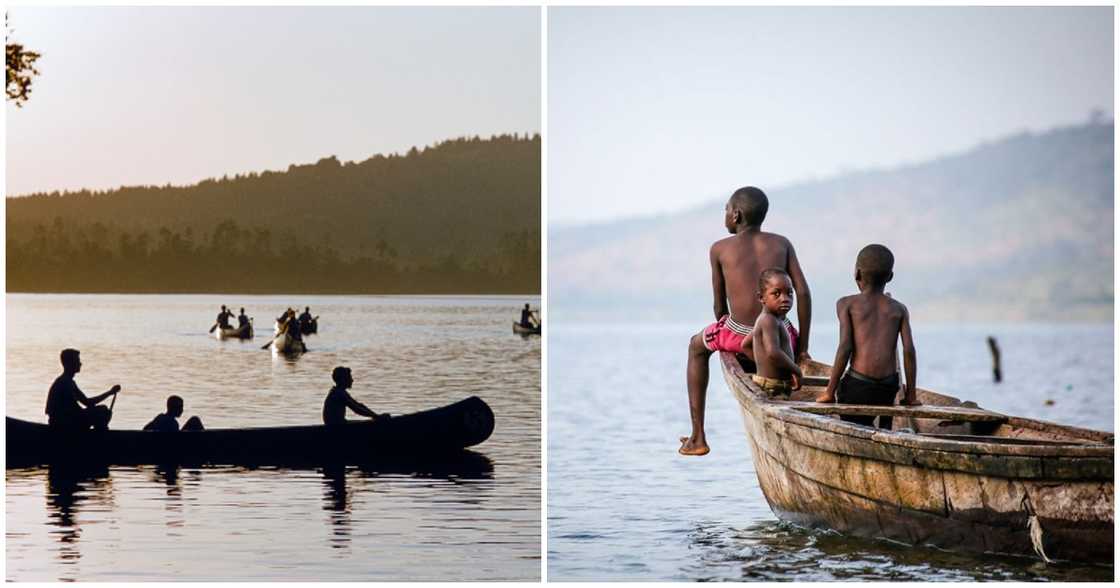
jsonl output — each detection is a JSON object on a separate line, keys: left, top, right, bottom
{"left": 271, "top": 331, "right": 304, "bottom": 354}
{"left": 720, "top": 354, "right": 1114, "bottom": 563}
{"left": 301, "top": 318, "right": 318, "bottom": 335}
{"left": 215, "top": 321, "right": 253, "bottom": 340}
{"left": 6, "top": 396, "right": 494, "bottom": 468}
{"left": 512, "top": 321, "right": 541, "bottom": 335}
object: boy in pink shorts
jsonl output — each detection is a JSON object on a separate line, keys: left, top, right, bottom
{"left": 679, "top": 187, "right": 812, "bottom": 456}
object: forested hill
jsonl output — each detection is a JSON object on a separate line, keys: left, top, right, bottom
{"left": 8, "top": 134, "right": 541, "bottom": 294}
{"left": 550, "top": 121, "right": 1113, "bottom": 322}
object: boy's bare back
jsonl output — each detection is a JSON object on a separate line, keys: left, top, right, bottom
{"left": 838, "top": 293, "right": 909, "bottom": 379}
{"left": 713, "top": 231, "right": 796, "bottom": 325}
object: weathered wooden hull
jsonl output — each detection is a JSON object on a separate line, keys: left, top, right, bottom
{"left": 7, "top": 396, "right": 494, "bottom": 468}
{"left": 512, "top": 321, "right": 541, "bottom": 335}
{"left": 720, "top": 353, "right": 1114, "bottom": 563}
{"left": 215, "top": 323, "right": 253, "bottom": 340}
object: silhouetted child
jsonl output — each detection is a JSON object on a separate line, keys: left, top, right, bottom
{"left": 750, "top": 268, "right": 803, "bottom": 396}
{"left": 144, "top": 395, "right": 205, "bottom": 432}
{"left": 816, "top": 244, "right": 919, "bottom": 428}
{"left": 679, "top": 187, "right": 812, "bottom": 456}
{"left": 323, "top": 366, "right": 382, "bottom": 426}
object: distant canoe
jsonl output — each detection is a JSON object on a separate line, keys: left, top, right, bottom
{"left": 301, "top": 318, "right": 318, "bottom": 335}
{"left": 271, "top": 331, "right": 304, "bottom": 354}
{"left": 721, "top": 354, "right": 1114, "bottom": 563}
{"left": 6, "top": 396, "right": 495, "bottom": 468}
{"left": 215, "top": 321, "right": 253, "bottom": 340}
{"left": 512, "top": 322, "right": 541, "bottom": 335}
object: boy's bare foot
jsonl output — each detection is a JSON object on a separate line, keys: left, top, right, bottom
{"left": 815, "top": 392, "right": 836, "bottom": 403}
{"left": 678, "top": 436, "right": 710, "bottom": 456}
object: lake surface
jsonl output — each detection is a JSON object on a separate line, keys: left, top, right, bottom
{"left": 547, "top": 321, "right": 1113, "bottom": 581}
{"left": 6, "top": 293, "right": 541, "bottom": 581}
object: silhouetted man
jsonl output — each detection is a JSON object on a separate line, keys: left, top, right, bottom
{"left": 216, "top": 305, "right": 235, "bottom": 329}
{"left": 238, "top": 308, "right": 250, "bottom": 329}
{"left": 323, "top": 367, "right": 381, "bottom": 426}
{"left": 46, "top": 348, "right": 120, "bottom": 432}
{"left": 520, "top": 303, "right": 539, "bottom": 328}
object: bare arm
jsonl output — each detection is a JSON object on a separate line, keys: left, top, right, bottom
{"left": 786, "top": 242, "right": 812, "bottom": 362}
{"left": 899, "top": 305, "right": 919, "bottom": 405}
{"left": 345, "top": 393, "right": 380, "bottom": 420}
{"left": 79, "top": 384, "right": 120, "bottom": 407}
{"left": 710, "top": 244, "right": 728, "bottom": 320}
{"left": 759, "top": 317, "right": 801, "bottom": 375}
{"left": 820, "top": 300, "right": 852, "bottom": 402}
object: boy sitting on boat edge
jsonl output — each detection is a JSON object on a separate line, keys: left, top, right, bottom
{"left": 679, "top": 186, "right": 813, "bottom": 456}
{"left": 816, "top": 244, "right": 920, "bottom": 428}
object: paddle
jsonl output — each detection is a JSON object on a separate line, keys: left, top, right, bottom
{"left": 208, "top": 322, "right": 218, "bottom": 333}
{"left": 261, "top": 336, "right": 276, "bottom": 350}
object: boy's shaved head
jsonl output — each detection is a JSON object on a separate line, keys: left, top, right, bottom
{"left": 758, "top": 267, "right": 791, "bottom": 293}
{"left": 857, "top": 244, "right": 894, "bottom": 286}
{"left": 730, "top": 186, "right": 769, "bottom": 225}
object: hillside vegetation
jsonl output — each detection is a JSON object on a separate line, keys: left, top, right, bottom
{"left": 8, "top": 134, "right": 541, "bottom": 294}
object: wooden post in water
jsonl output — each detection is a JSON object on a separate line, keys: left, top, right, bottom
{"left": 987, "top": 336, "right": 1002, "bottom": 383}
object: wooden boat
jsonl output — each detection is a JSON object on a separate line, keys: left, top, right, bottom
{"left": 512, "top": 321, "right": 541, "bottom": 335}
{"left": 6, "top": 396, "right": 494, "bottom": 468}
{"left": 271, "top": 330, "right": 304, "bottom": 354}
{"left": 720, "top": 354, "right": 1114, "bottom": 564}
{"left": 215, "top": 321, "right": 253, "bottom": 340}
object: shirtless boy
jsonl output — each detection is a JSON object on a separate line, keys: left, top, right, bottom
{"left": 816, "top": 244, "right": 919, "bottom": 428}
{"left": 750, "top": 269, "right": 803, "bottom": 396}
{"left": 679, "top": 186, "right": 812, "bottom": 456}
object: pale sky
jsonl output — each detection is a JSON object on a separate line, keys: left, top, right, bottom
{"left": 6, "top": 6, "right": 540, "bottom": 196}
{"left": 549, "top": 6, "right": 1113, "bottom": 225}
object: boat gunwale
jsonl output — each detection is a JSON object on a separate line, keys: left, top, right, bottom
{"left": 720, "top": 352, "right": 1115, "bottom": 461}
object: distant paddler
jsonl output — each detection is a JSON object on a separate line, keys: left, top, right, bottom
{"left": 45, "top": 348, "right": 121, "bottom": 432}
{"left": 238, "top": 307, "right": 251, "bottom": 330}
{"left": 519, "top": 303, "right": 540, "bottom": 329}
{"left": 299, "top": 306, "right": 318, "bottom": 335}
{"left": 209, "top": 305, "right": 235, "bottom": 334}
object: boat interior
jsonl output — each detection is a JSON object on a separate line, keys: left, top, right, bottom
{"left": 734, "top": 356, "right": 1114, "bottom": 448}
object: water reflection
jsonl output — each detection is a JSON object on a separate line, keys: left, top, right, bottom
{"left": 45, "top": 464, "right": 113, "bottom": 568}
{"left": 321, "top": 465, "right": 352, "bottom": 551}
{"left": 684, "top": 520, "right": 1114, "bottom": 582}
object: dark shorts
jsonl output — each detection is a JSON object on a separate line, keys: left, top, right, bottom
{"left": 837, "top": 370, "right": 900, "bottom": 429}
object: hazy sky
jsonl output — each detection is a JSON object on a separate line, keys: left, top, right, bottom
{"left": 549, "top": 6, "right": 1113, "bottom": 225}
{"left": 6, "top": 6, "right": 540, "bottom": 196}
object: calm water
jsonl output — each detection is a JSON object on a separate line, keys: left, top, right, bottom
{"left": 548, "top": 321, "right": 1114, "bottom": 581}
{"left": 6, "top": 293, "right": 541, "bottom": 581}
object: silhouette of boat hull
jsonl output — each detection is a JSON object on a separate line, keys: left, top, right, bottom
{"left": 7, "top": 396, "right": 494, "bottom": 468}
{"left": 721, "top": 354, "right": 1114, "bottom": 563}
{"left": 512, "top": 321, "right": 540, "bottom": 335}
{"left": 215, "top": 322, "right": 253, "bottom": 340}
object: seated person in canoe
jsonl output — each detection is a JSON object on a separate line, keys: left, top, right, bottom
{"left": 299, "top": 307, "right": 314, "bottom": 330}
{"left": 216, "top": 305, "right": 235, "bottom": 329}
{"left": 680, "top": 186, "right": 812, "bottom": 457}
{"left": 238, "top": 308, "right": 250, "bottom": 329}
{"left": 750, "top": 268, "right": 803, "bottom": 397}
{"left": 816, "top": 244, "right": 919, "bottom": 428}
{"left": 323, "top": 367, "right": 383, "bottom": 426}
{"left": 45, "top": 348, "right": 121, "bottom": 432}
{"left": 519, "top": 303, "right": 539, "bottom": 328}
{"left": 143, "top": 395, "right": 205, "bottom": 432}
